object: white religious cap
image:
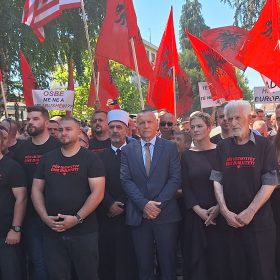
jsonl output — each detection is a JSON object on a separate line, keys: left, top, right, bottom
{"left": 107, "top": 109, "right": 129, "bottom": 126}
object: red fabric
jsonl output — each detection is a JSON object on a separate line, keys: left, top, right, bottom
{"left": 176, "top": 67, "right": 193, "bottom": 117}
{"left": 186, "top": 32, "right": 243, "bottom": 101}
{"left": 146, "top": 8, "right": 179, "bottom": 113}
{"left": 0, "top": 70, "right": 2, "bottom": 82}
{"left": 95, "top": 0, "right": 153, "bottom": 80}
{"left": 88, "top": 56, "right": 120, "bottom": 111}
{"left": 237, "top": 0, "right": 280, "bottom": 87}
{"left": 201, "top": 26, "right": 248, "bottom": 71}
{"left": 20, "top": 50, "right": 37, "bottom": 107}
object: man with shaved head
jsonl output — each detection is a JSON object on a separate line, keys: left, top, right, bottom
{"left": 159, "top": 112, "right": 176, "bottom": 140}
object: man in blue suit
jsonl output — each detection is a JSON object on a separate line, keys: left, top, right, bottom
{"left": 121, "top": 110, "right": 181, "bottom": 280}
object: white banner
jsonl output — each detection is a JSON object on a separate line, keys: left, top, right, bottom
{"left": 260, "top": 74, "right": 280, "bottom": 93}
{"left": 198, "top": 82, "right": 225, "bottom": 109}
{"left": 32, "top": 89, "right": 75, "bottom": 111}
{"left": 254, "top": 86, "right": 280, "bottom": 103}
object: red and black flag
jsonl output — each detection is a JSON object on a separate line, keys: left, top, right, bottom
{"left": 95, "top": 0, "right": 153, "bottom": 80}
{"left": 20, "top": 50, "right": 37, "bottom": 106}
{"left": 201, "top": 26, "right": 248, "bottom": 71}
{"left": 186, "top": 31, "right": 243, "bottom": 101}
{"left": 237, "top": 0, "right": 280, "bottom": 86}
{"left": 176, "top": 67, "right": 193, "bottom": 117}
{"left": 146, "top": 8, "right": 179, "bottom": 114}
{"left": 88, "top": 56, "right": 120, "bottom": 111}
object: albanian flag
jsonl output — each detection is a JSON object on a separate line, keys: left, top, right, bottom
{"left": 201, "top": 26, "right": 248, "bottom": 71}
{"left": 176, "top": 67, "right": 193, "bottom": 117}
{"left": 20, "top": 50, "right": 37, "bottom": 106}
{"left": 186, "top": 32, "right": 243, "bottom": 101}
{"left": 237, "top": 0, "right": 280, "bottom": 86}
{"left": 88, "top": 56, "right": 120, "bottom": 111}
{"left": 95, "top": 0, "right": 153, "bottom": 80}
{"left": 146, "top": 8, "right": 179, "bottom": 113}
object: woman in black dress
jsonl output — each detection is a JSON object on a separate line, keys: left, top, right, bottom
{"left": 181, "top": 112, "right": 223, "bottom": 280}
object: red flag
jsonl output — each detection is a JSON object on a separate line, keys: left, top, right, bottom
{"left": 22, "top": 0, "right": 81, "bottom": 42}
{"left": 176, "top": 67, "right": 193, "bottom": 117}
{"left": 0, "top": 70, "right": 2, "bottom": 82}
{"left": 237, "top": 0, "right": 280, "bottom": 86}
{"left": 146, "top": 8, "right": 179, "bottom": 113}
{"left": 88, "top": 56, "right": 120, "bottom": 111}
{"left": 201, "top": 26, "right": 248, "bottom": 71}
{"left": 95, "top": 0, "right": 153, "bottom": 80}
{"left": 186, "top": 32, "right": 243, "bottom": 101}
{"left": 20, "top": 50, "right": 37, "bottom": 106}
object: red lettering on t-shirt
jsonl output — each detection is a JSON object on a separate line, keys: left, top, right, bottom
{"left": 225, "top": 156, "right": 256, "bottom": 169}
{"left": 50, "top": 164, "right": 80, "bottom": 176}
{"left": 24, "top": 155, "right": 42, "bottom": 165}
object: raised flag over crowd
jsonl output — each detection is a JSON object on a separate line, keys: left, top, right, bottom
{"left": 19, "top": 50, "right": 37, "bottom": 106}
{"left": 95, "top": 0, "right": 153, "bottom": 80}
{"left": 88, "top": 56, "right": 120, "bottom": 111}
{"left": 237, "top": 0, "right": 280, "bottom": 87}
{"left": 22, "top": 0, "right": 81, "bottom": 42}
{"left": 187, "top": 31, "right": 243, "bottom": 101}
{"left": 201, "top": 26, "right": 248, "bottom": 71}
{"left": 146, "top": 8, "right": 179, "bottom": 114}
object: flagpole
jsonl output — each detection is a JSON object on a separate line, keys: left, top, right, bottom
{"left": 130, "top": 38, "right": 145, "bottom": 110}
{"left": 0, "top": 80, "right": 8, "bottom": 118}
{"left": 173, "top": 66, "right": 177, "bottom": 119}
{"left": 80, "top": 0, "right": 99, "bottom": 103}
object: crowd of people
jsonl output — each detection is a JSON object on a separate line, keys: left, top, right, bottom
{"left": 0, "top": 100, "right": 279, "bottom": 280}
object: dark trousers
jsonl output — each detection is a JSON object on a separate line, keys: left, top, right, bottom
{"left": 23, "top": 216, "right": 48, "bottom": 280}
{"left": 0, "top": 238, "right": 26, "bottom": 280}
{"left": 43, "top": 232, "right": 99, "bottom": 280}
{"left": 224, "top": 227, "right": 276, "bottom": 280}
{"left": 131, "top": 220, "right": 178, "bottom": 280}
{"left": 98, "top": 216, "right": 138, "bottom": 280}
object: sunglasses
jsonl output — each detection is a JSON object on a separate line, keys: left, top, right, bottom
{"left": 160, "top": 122, "right": 173, "bottom": 127}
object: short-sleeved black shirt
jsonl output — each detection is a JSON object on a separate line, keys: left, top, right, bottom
{"left": 89, "top": 137, "right": 111, "bottom": 154}
{"left": 210, "top": 133, "right": 223, "bottom": 145}
{"left": 181, "top": 149, "right": 217, "bottom": 210}
{"left": 34, "top": 147, "right": 105, "bottom": 236}
{"left": 14, "top": 136, "right": 60, "bottom": 216}
{"left": 0, "top": 156, "right": 26, "bottom": 238}
{"left": 210, "top": 134, "right": 278, "bottom": 230}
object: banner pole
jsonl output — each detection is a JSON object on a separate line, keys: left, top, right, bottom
{"left": 173, "top": 66, "right": 177, "bottom": 119}
{"left": 0, "top": 80, "right": 8, "bottom": 118}
{"left": 80, "top": 0, "right": 99, "bottom": 103}
{"left": 130, "top": 38, "right": 145, "bottom": 110}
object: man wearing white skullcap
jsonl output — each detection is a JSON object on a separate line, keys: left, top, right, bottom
{"left": 97, "top": 109, "right": 138, "bottom": 280}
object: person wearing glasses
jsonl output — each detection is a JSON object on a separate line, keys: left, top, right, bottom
{"left": 159, "top": 112, "right": 176, "bottom": 140}
{"left": 210, "top": 104, "right": 231, "bottom": 144}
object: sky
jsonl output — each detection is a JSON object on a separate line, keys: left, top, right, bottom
{"left": 133, "top": 0, "right": 263, "bottom": 90}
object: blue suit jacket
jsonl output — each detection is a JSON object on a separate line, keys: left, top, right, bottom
{"left": 120, "top": 137, "right": 181, "bottom": 226}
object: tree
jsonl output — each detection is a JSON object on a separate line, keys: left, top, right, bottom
{"left": 220, "top": 0, "right": 265, "bottom": 28}
{"left": 0, "top": 0, "right": 106, "bottom": 99}
{"left": 179, "top": 0, "right": 209, "bottom": 50}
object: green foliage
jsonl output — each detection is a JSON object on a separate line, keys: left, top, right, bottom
{"left": 236, "top": 70, "right": 254, "bottom": 102}
{"left": 220, "top": 0, "right": 265, "bottom": 28}
{"left": 110, "top": 62, "right": 147, "bottom": 114}
{"left": 179, "top": 0, "right": 209, "bottom": 50}
{"left": 0, "top": 0, "right": 106, "bottom": 96}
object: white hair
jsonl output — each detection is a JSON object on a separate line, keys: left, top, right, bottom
{"left": 224, "top": 100, "right": 251, "bottom": 118}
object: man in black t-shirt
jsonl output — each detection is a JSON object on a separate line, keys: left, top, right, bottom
{"left": 89, "top": 110, "right": 111, "bottom": 153}
{"left": 32, "top": 117, "right": 105, "bottom": 279}
{"left": 0, "top": 129, "right": 27, "bottom": 279}
{"left": 210, "top": 100, "right": 278, "bottom": 280}
{"left": 15, "top": 105, "right": 60, "bottom": 280}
